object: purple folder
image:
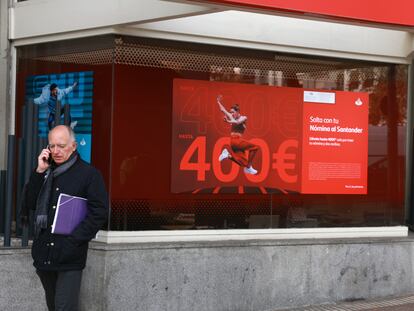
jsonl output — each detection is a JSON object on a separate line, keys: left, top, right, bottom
{"left": 51, "top": 193, "right": 88, "bottom": 235}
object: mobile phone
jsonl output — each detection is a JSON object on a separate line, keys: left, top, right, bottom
{"left": 42, "top": 153, "right": 52, "bottom": 164}
{"left": 47, "top": 153, "right": 52, "bottom": 164}
{"left": 43, "top": 147, "right": 52, "bottom": 164}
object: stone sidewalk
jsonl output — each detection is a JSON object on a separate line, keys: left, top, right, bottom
{"left": 279, "top": 294, "right": 414, "bottom": 310}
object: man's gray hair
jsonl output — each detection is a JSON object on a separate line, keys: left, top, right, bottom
{"left": 66, "top": 125, "right": 76, "bottom": 142}
{"left": 49, "top": 125, "right": 76, "bottom": 142}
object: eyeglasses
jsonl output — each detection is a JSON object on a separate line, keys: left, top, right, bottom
{"left": 47, "top": 144, "right": 67, "bottom": 150}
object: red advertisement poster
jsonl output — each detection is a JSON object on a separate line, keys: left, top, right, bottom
{"left": 301, "top": 91, "right": 368, "bottom": 194}
{"left": 171, "top": 79, "right": 368, "bottom": 194}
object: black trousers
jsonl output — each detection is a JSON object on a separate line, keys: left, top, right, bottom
{"left": 36, "top": 270, "right": 83, "bottom": 311}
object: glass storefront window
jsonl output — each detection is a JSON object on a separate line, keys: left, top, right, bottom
{"left": 15, "top": 36, "right": 115, "bottom": 233}
{"left": 110, "top": 37, "right": 408, "bottom": 230}
{"left": 15, "top": 35, "right": 408, "bottom": 232}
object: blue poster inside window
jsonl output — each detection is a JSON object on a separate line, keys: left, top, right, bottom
{"left": 25, "top": 71, "right": 94, "bottom": 163}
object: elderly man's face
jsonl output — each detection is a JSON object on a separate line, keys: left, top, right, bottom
{"left": 48, "top": 126, "right": 77, "bottom": 164}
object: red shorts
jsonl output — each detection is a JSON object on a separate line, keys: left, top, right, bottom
{"left": 229, "top": 135, "right": 258, "bottom": 167}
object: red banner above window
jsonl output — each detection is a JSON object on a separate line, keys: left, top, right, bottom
{"left": 200, "top": 0, "right": 414, "bottom": 27}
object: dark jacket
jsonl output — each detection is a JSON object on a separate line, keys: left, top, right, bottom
{"left": 21, "top": 157, "right": 108, "bottom": 271}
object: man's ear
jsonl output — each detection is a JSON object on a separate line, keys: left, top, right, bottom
{"left": 72, "top": 141, "right": 78, "bottom": 151}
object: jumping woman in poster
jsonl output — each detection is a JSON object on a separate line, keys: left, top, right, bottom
{"left": 217, "top": 95, "right": 259, "bottom": 175}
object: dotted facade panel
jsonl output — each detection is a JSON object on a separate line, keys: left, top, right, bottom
{"left": 113, "top": 37, "right": 389, "bottom": 84}
{"left": 110, "top": 198, "right": 278, "bottom": 231}
{"left": 34, "top": 49, "right": 114, "bottom": 65}
{"left": 28, "top": 36, "right": 391, "bottom": 86}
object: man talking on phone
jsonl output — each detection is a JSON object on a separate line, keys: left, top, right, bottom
{"left": 20, "top": 125, "right": 108, "bottom": 311}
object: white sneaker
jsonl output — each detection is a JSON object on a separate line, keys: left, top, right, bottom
{"left": 70, "top": 120, "right": 78, "bottom": 129}
{"left": 219, "top": 148, "right": 230, "bottom": 161}
{"left": 244, "top": 166, "right": 257, "bottom": 175}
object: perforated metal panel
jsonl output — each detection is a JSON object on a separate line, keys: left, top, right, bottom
{"left": 110, "top": 198, "right": 273, "bottom": 230}
{"left": 34, "top": 49, "right": 114, "bottom": 65}
{"left": 113, "top": 36, "right": 387, "bottom": 83}
{"left": 26, "top": 35, "right": 391, "bottom": 85}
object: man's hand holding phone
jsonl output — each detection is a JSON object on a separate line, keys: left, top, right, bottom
{"left": 36, "top": 148, "right": 51, "bottom": 173}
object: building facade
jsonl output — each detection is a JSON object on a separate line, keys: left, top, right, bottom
{"left": 1, "top": 1, "right": 414, "bottom": 310}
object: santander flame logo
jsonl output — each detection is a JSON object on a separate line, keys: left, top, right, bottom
{"left": 355, "top": 98, "right": 363, "bottom": 106}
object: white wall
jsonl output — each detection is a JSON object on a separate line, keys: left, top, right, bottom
{"left": 9, "top": 1, "right": 414, "bottom": 63}
{"left": 131, "top": 11, "right": 413, "bottom": 64}
{"left": 9, "top": 0, "right": 214, "bottom": 40}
